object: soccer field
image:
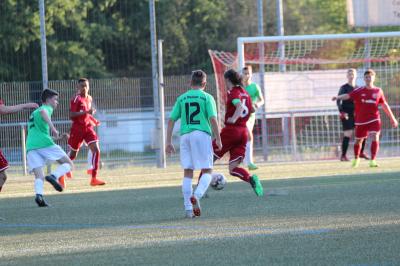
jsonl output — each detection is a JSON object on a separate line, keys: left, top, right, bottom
{"left": 1, "top": 159, "right": 400, "bottom": 265}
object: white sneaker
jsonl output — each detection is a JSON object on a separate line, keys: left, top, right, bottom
{"left": 185, "top": 210, "right": 194, "bottom": 218}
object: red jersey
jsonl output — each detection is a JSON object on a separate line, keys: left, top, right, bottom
{"left": 225, "top": 86, "right": 252, "bottom": 127}
{"left": 349, "top": 87, "right": 386, "bottom": 125}
{"left": 70, "top": 94, "right": 93, "bottom": 127}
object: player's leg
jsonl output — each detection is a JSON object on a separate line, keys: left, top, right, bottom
{"left": 87, "top": 148, "right": 93, "bottom": 175}
{"left": 180, "top": 133, "right": 195, "bottom": 218}
{"left": 229, "top": 127, "right": 263, "bottom": 196}
{"left": 40, "top": 145, "right": 74, "bottom": 192}
{"left": 245, "top": 115, "right": 258, "bottom": 170}
{"left": 340, "top": 129, "right": 352, "bottom": 161}
{"left": 85, "top": 127, "right": 104, "bottom": 186}
{"left": 359, "top": 138, "right": 370, "bottom": 160}
{"left": 369, "top": 129, "right": 380, "bottom": 168}
{"left": 190, "top": 131, "right": 214, "bottom": 216}
{"left": 0, "top": 171, "right": 7, "bottom": 192}
{"left": 0, "top": 149, "right": 9, "bottom": 192}
{"left": 66, "top": 126, "right": 84, "bottom": 178}
{"left": 32, "top": 167, "right": 49, "bottom": 207}
{"left": 27, "top": 150, "right": 50, "bottom": 207}
{"left": 88, "top": 141, "right": 104, "bottom": 186}
{"left": 352, "top": 124, "right": 368, "bottom": 168}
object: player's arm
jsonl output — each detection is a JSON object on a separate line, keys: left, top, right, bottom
{"left": 0, "top": 103, "right": 38, "bottom": 114}
{"left": 336, "top": 87, "right": 346, "bottom": 112}
{"left": 332, "top": 94, "right": 350, "bottom": 101}
{"left": 69, "top": 108, "right": 95, "bottom": 118}
{"left": 382, "top": 102, "right": 399, "bottom": 128}
{"left": 166, "top": 119, "right": 176, "bottom": 154}
{"left": 166, "top": 100, "right": 181, "bottom": 154}
{"left": 227, "top": 100, "right": 245, "bottom": 124}
{"left": 40, "top": 109, "right": 59, "bottom": 138}
{"left": 209, "top": 116, "right": 222, "bottom": 151}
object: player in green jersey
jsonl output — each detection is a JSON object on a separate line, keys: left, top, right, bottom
{"left": 26, "top": 89, "right": 73, "bottom": 207}
{"left": 242, "top": 66, "right": 264, "bottom": 170}
{"left": 166, "top": 70, "right": 222, "bottom": 218}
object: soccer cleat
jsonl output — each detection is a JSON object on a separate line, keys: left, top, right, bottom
{"left": 87, "top": 169, "right": 93, "bottom": 175}
{"left": 351, "top": 158, "right": 360, "bottom": 168}
{"left": 66, "top": 172, "right": 73, "bottom": 179}
{"left": 90, "top": 178, "right": 106, "bottom": 186}
{"left": 190, "top": 196, "right": 201, "bottom": 217}
{"left": 35, "top": 194, "right": 49, "bottom": 207}
{"left": 360, "top": 153, "right": 370, "bottom": 160}
{"left": 250, "top": 174, "right": 264, "bottom": 196}
{"left": 58, "top": 175, "right": 66, "bottom": 189}
{"left": 248, "top": 162, "right": 259, "bottom": 171}
{"left": 369, "top": 160, "right": 379, "bottom": 168}
{"left": 340, "top": 155, "right": 350, "bottom": 161}
{"left": 185, "top": 210, "right": 195, "bottom": 218}
{"left": 45, "top": 175, "right": 63, "bottom": 192}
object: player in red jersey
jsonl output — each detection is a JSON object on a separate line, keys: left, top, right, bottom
{"left": 0, "top": 99, "right": 38, "bottom": 193}
{"left": 332, "top": 69, "right": 398, "bottom": 168}
{"left": 201, "top": 69, "right": 264, "bottom": 196}
{"left": 66, "top": 78, "right": 105, "bottom": 186}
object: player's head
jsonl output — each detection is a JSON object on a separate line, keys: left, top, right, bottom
{"left": 191, "top": 70, "right": 207, "bottom": 89}
{"left": 364, "top": 69, "right": 376, "bottom": 86}
{"left": 242, "top": 66, "right": 253, "bottom": 83}
{"left": 77, "top": 78, "right": 89, "bottom": 96}
{"left": 41, "top": 89, "right": 59, "bottom": 108}
{"left": 224, "top": 69, "right": 242, "bottom": 90}
{"left": 347, "top": 68, "right": 357, "bottom": 82}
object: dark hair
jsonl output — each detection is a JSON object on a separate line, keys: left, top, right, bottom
{"left": 242, "top": 65, "right": 252, "bottom": 71}
{"left": 364, "top": 69, "right": 376, "bottom": 76}
{"left": 224, "top": 69, "right": 242, "bottom": 86}
{"left": 191, "top": 70, "right": 207, "bottom": 86}
{"left": 78, "top": 78, "right": 89, "bottom": 83}
{"left": 41, "top": 89, "right": 59, "bottom": 103}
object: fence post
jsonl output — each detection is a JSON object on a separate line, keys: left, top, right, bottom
{"left": 290, "top": 113, "right": 297, "bottom": 160}
{"left": 20, "top": 124, "right": 27, "bottom": 176}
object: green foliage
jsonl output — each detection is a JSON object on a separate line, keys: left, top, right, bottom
{"left": 1, "top": 0, "right": 400, "bottom": 82}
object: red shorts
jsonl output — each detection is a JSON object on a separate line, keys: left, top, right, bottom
{"left": 0, "top": 149, "right": 9, "bottom": 172}
{"left": 355, "top": 120, "right": 381, "bottom": 139}
{"left": 68, "top": 125, "right": 98, "bottom": 151}
{"left": 213, "top": 126, "right": 248, "bottom": 163}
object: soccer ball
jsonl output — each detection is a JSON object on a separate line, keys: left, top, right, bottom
{"left": 210, "top": 173, "right": 227, "bottom": 190}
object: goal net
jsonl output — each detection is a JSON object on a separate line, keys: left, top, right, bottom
{"left": 209, "top": 32, "right": 400, "bottom": 161}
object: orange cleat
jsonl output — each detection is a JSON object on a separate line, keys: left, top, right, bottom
{"left": 190, "top": 195, "right": 201, "bottom": 217}
{"left": 90, "top": 178, "right": 106, "bottom": 186}
{"left": 87, "top": 169, "right": 93, "bottom": 175}
{"left": 66, "top": 172, "right": 73, "bottom": 179}
{"left": 58, "top": 175, "right": 66, "bottom": 189}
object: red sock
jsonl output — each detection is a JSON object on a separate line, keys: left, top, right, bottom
{"left": 91, "top": 151, "right": 100, "bottom": 179}
{"left": 371, "top": 141, "right": 379, "bottom": 160}
{"left": 69, "top": 152, "right": 76, "bottom": 161}
{"left": 230, "top": 167, "right": 251, "bottom": 183}
{"left": 354, "top": 142, "right": 362, "bottom": 158}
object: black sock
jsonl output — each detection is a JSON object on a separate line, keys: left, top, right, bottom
{"left": 342, "top": 136, "right": 350, "bottom": 156}
{"left": 361, "top": 139, "right": 366, "bottom": 154}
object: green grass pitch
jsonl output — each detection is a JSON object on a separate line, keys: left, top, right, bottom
{"left": 1, "top": 158, "right": 400, "bottom": 265}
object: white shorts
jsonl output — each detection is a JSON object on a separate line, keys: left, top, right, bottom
{"left": 180, "top": 131, "right": 213, "bottom": 170}
{"left": 27, "top": 145, "right": 68, "bottom": 173}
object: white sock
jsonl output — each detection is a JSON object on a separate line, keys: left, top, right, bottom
{"left": 182, "top": 177, "right": 193, "bottom": 211}
{"left": 194, "top": 173, "right": 212, "bottom": 199}
{"left": 52, "top": 163, "right": 72, "bottom": 179}
{"left": 245, "top": 141, "right": 252, "bottom": 165}
{"left": 87, "top": 150, "right": 93, "bottom": 170}
{"left": 34, "top": 178, "right": 44, "bottom": 195}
